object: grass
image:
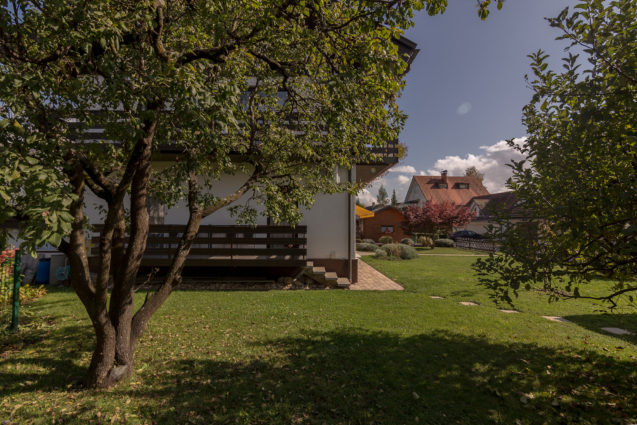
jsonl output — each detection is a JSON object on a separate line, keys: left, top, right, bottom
{"left": 0, "top": 253, "right": 635, "bottom": 425}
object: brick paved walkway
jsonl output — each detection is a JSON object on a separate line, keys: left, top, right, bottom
{"left": 350, "top": 255, "right": 403, "bottom": 291}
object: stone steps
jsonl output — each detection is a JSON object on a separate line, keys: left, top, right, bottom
{"left": 301, "top": 262, "right": 350, "bottom": 289}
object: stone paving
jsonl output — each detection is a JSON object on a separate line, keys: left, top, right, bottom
{"left": 350, "top": 256, "right": 403, "bottom": 291}
{"left": 542, "top": 316, "right": 570, "bottom": 323}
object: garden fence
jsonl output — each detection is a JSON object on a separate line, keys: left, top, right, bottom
{"left": 1, "top": 248, "right": 21, "bottom": 330}
{"left": 455, "top": 238, "right": 500, "bottom": 253}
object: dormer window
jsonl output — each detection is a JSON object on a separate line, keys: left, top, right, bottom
{"left": 436, "top": 183, "right": 448, "bottom": 189}
{"left": 456, "top": 183, "right": 470, "bottom": 189}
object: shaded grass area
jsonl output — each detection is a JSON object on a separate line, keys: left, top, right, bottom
{"left": 1, "top": 258, "right": 636, "bottom": 424}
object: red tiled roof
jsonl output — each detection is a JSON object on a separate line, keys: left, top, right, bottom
{"left": 412, "top": 175, "right": 489, "bottom": 205}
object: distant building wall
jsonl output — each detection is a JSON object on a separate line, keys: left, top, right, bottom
{"left": 361, "top": 207, "right": 407, "bottom": 242}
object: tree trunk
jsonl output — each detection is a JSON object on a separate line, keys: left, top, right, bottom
{"left": 85, "top": 314, "right": 117, "bottom": 388}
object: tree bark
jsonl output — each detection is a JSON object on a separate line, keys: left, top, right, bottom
{"left": 65, "top": 162, "right": 119, "bottom": 388}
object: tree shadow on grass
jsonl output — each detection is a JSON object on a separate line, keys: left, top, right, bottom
{"left": 2, "top": 323, "right": 636, "bottom": 424}
{"left": 0, "top": 311, "right": 91, "bottom": 396}
{"left": 565, "top": 313, "right": 637, "bottom": 344}
{"left": 123, "top": 329, "right": 636, "bottom": 425}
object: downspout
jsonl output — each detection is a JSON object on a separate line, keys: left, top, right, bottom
{"left": 348, "top": 167, "right": 353, "bottom": 282}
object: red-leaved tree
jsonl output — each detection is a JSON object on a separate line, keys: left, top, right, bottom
{"left": 403, "top": 201, "right": 475, "bottom": 236}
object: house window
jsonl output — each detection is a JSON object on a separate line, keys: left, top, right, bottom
{"left": 456, "top": 183, "right": 470, "bottom": 189}
{"left": 381, "top": 225, "right": 394, "bottom": 233}
{"left": 436, "top": 183, "right": 448, "bottom": 189}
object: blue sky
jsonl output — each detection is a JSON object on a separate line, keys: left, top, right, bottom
{"left": 359, "top": 0, "right": 572, "bottom": 204}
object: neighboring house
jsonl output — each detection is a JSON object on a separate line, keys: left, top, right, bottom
{"left": 404, "top": 170, "right": 489, "bottom": 206}
{"left": 359, "top": 205, "right": 407, "bottom": 242}
{"left": 461, "top": 191, "right": 525, "bottom": 234}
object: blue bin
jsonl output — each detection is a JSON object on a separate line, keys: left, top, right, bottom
{"left": 35, "top": 258, "right": 51, "bottom": 285}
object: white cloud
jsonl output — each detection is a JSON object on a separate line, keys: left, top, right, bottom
{"left": 356, "top": 172, "right": 414, "bottom": 206}
{"left": 357, "top": 187, "right": 377, "bottom": 206}
{"left": 456, "top": 101, "right": 472, "bottom": 115}
{"left": 396, "top": 175, "right": 411, "bottom": 185}
{"left": 427, "top": 137, "right": 527, "bottom": 193}
{"left": 388, "top": 165, "right": 417, "bottom": 173}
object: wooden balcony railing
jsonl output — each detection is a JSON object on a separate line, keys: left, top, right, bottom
{"left": 89, "top": 224, "right": 308, "bottom": 267}
{"left": 364, "top": 140, "right": 400, "bottom": 164}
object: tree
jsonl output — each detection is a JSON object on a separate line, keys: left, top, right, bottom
{"left": 403, "top": 201, "right": 475, "bottom": 236}
{"left": 377, "top": 185, "right": 390, "bottom": 206}
{"left": 464, "top": 166, "right": 484, "bottom": 182}
{"left": 0, "top": 0, "right": 502, "bottom": 389}
{"left": 474, "top": 0, "right": 637, "bottom": 308}
{"left": 391, "top": 189, "right": 399, "bottom": 206}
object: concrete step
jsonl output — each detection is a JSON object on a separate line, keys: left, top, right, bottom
{"left": 305, "top": 261, "right": 314, "bottom": 267}
{"left": 311, "top": 266, "right": 326, "bottom": 274}
{"left": 336, "top": 277, "right": 350, "bottom": 288}
{"left": 323, "top": 272, "right": 338, "bottom": 280}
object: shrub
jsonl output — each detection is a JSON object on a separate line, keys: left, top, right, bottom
{"left": 374, "top": 248, "right": 388, "bottom": 259}
{"left": 417, "top": 236, "right": 435, "bottom": 249}
{"left": 378, "top": 235, "right": 394, "bottom": 244}
{"left": 377, "top": 243, "right": 418, "bottom": 260}
{"left": 435, "top": 238, "right": 456, "bottom": 248}
{"left": 1, "top": 284, "right": 47, "bottom": 305}
{"left": 356, "top": 242, "right": 378, "bottom": 252}
{"left": 361, "top": 239, "right": 376, "bottom": 244}
{"left": 400, "top": 237, "right": 414, "bottom": 246}
{"left": 398, "top": 244, "right": 418, "bottom": 259}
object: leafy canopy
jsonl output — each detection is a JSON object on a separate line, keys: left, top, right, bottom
{"left": 464, "top": 166, "right": 484, "bottom": 183}
{"left": 0, "top": 0, "right": 408, "bottom": 248}
{"left": 474, "top": 0, "right": 637, "bottom": 308}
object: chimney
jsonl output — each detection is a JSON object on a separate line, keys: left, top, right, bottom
{"left": 441, "top": 170, "right": 448, "bottom": 184}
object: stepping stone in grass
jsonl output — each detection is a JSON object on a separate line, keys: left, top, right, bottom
{"left": 542, "top": 316, "right": 569, "bottom": 323}
{"left": 430, "top": 296, "right": 444, "bottom": 299}
{"left": 600, "top": 327, "right": 634, "bottom": 336}
{"left": 499, "top": 309, "right": 519, "bottom": 313}
{"left": 459, "top": 301, "right": 478, "bottom": 306}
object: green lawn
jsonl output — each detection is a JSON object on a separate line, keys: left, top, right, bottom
{"left": 1, "top": 253, "right": 636, "bottom": 424}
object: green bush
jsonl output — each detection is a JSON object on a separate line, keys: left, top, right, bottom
{"left": 361, "top": 239, "right": 376, "bottom": 244}
{"left": 378, "top": 235, "right": 394, "bottom": 244}
{"left": 377, "top": 243, "right": 418, "bottom": 260}
{"left": 400, "top": 238, "right": 414, "bottom": 246}
{"left": 417, "top": 236, "right": 435, "bottom": 249}
{"left": 374, "top": 248, "right": 388, "bottom": 259}
{"left": 434, "top": 238, "right": 456, "bottom": 248}
{"left": 356, "top": 242, "right": 378, "bottom": 252}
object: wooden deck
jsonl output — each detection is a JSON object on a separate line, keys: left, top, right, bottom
{"left": 89, "top": 224, "right": 308, "bottom": 268}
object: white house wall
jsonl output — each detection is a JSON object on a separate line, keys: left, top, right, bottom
{"left": 83, "top": 163, "right": 353, "bottom": 260}
{"left": 404, "top": 179, "right": 425, "bottom": 204}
